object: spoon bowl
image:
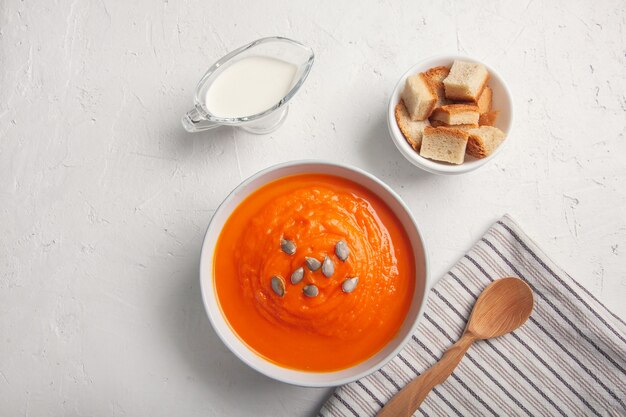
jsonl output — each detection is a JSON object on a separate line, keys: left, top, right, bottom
{"left": 468, "top": 277, "right": 534, "bottom": 339}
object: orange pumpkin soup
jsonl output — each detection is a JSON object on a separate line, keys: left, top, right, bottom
{"left": 213, "top": 173, "right": 415, "bottom": 371}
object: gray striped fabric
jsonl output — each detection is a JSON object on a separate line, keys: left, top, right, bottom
{"left": 318, "top": 215, "right": 626, "bottom": 417}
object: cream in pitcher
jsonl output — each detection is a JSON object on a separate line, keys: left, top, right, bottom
{"left": 182, "top": 37, "right": 314, "bottom": 134}
{"left": 205, "top": 56, "right": 298, "bottom": 118}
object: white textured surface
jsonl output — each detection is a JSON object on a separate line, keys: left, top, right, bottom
{"left": 0, "top": 0, "right": 624, "bottom": 415}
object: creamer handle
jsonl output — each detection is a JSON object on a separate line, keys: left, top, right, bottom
{"left": 181, "top": 106, "right": 220, "bottom": 132}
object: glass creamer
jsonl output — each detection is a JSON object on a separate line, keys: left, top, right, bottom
{"left": 182, "top": 37, "right": 314, "bottom": 134}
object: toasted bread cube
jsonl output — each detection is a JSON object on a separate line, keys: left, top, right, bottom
{"left": 430, "top": 104, "right": 480, "bottom": 126}
{"left": 430, "top": 119, "right": 477, "bottom": 132}
{"left": 443, "top": 60, "right": 490, "bottom": 101}
{"left": 423, "top": 66, "right": 450, "bottom": 82}
{"left": 476, "top": 86, "right": 492, "bottom": 113}
{"left": 401, "top": 73, "right": 437, "bottom": 121}
{"left": 467, "top": 126, "right": 505, "bottom": 158}
{"left": 420, "top": 126, "right": 469, "bottom": 164}
{"left": 395, "top": 100, "right": 430, "bottom": 150}
{"left": 423, "top": 66, "right": 450, "bottom": 108}
{"left": 479, "top": 111, "right": 499, "bottom": 126}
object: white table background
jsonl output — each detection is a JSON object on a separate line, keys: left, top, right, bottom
{"left": 1, "top": 0, "right": 624, "bottom": 415}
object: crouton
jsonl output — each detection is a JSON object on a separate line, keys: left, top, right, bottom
{"left": 423, "top": 66, "right": 450, "bottom": 108}
{"left": 476, "top": 86, "right": 492, "bottom": 113}
{"left": 430, "top": 119, "right": 477, "bottom": 132}
{"left": 430, "top": 104, "right": 480, "bottom": 126}
{"left": 395, "top": 100, "right": 430, "bottom": 150}
{"left": 478, "top": 111, "right": 499, "bottom": 127}
{"left": 443, "top": 60, "right": 490, "bottom": 101}
{"left": 401, "top": 73, "right": 437, "bottom": 121}
{"left": 467, "top": 126, "right": 506, "bottom": 158}
{"left": 419, "top": 126, "right": 469, "bottom": 165}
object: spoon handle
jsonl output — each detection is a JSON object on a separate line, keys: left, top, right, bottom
{"left": 376, "top": 333, "right": 475, "bottom": 417}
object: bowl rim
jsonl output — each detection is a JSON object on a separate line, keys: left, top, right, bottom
{"left": 199, "top": 159, "right": 430, "bottom": 387}
{"left": 387, "top": 54, "right": 514, "bottom": 175}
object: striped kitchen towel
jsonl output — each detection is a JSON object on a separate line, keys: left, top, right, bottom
{"left": 319, "top": 215, "right": 626, "bottom": 417}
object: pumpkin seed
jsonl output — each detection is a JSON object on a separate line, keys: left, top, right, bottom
{"left": 342, "top": 277, "right": 359, "bottom": 293}
{"left": 335, "top": 240, "right": 349, "bottom": 261}
{"left": 321, "top": 256, "right": 334, "bottom": 278}
{"left": 290, "top": 267, "right": 304, "bottom": 284}
{"left": 305, "top": 257, "right": 321, "bottom": 271}
{"left": 303, "top": 284, "right": 319, "bottom": 297}
{"left": 270, "top": 275, "right": 285, "bottom": 297}
{"left": 280, "top": 238, "right": 296, "bottom": 255}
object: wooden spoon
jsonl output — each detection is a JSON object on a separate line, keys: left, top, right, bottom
{"left": 376, "top": 277, "right": 534, "bottom": 417}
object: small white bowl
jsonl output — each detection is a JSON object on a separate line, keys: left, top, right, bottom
{"left": 387, "top": 55, "right": 513, "bottom": 175}
{"left": 199, "top": 160, "right": 429, "bottom": 387}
